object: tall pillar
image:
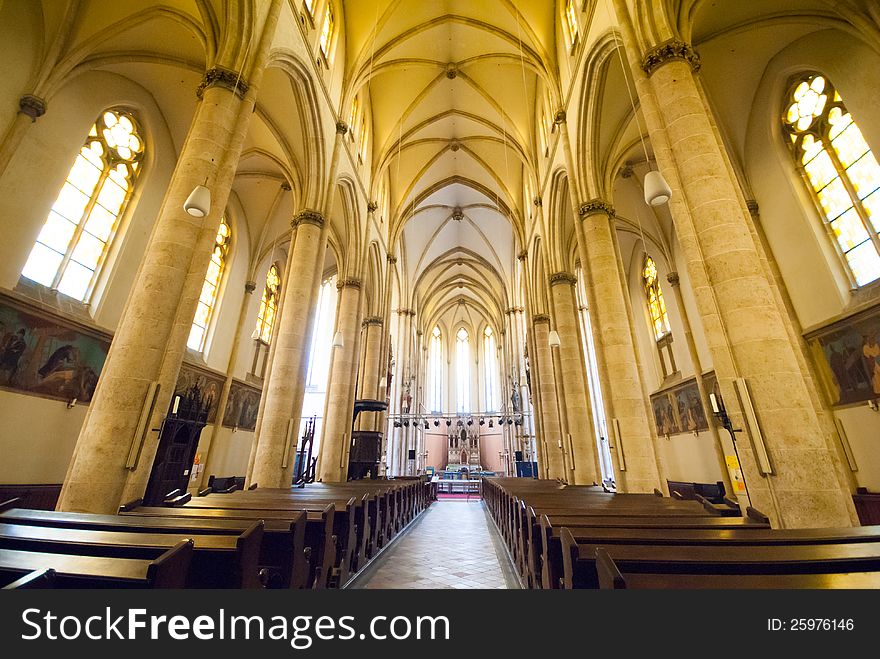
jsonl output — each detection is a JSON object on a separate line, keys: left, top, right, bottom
{"left": 531, "top": 315, "right": 565, "bottom": 480}
{"left": 578, "top": 201, "right": 662, "bottom": 493}
{"left": 356, "top": 316, "right": 385, "bottom": 431}
{"left": 612, "top": 0, "right": 855, "bottom": 526}
{"left": 250, "top": 210, "right": 327, "bottom": 488}
{"left": 317, "top": 279, "right": 363, "bottom": 482}
{"left": 549, "top": 272, "right": 600, "bottom": 485}
{"left": 57, "top": 9, "right": 280, "bottom": 513}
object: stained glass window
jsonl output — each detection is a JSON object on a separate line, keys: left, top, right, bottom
{"left": 484, "top": 326, "right": 499, "bottom": 412}
{"left": 188, "top": 219, "right": 230, "bottom": 352}
{"left": 21, "top": 109, "right": 143, "bottom": 302}
{"left": 319, "top": 3, "right": 335, "bottom": 60}
{"left": 783, "top": 73, "right": 880, "bottom": 287}
{"left": 643, "top": 255, "right": 670, "bottom": 340}
{"left": 456, "top": 327, "right": 470, "bottom": 413}
{"left": 564, "top": 0, "right": 579, "bottom": 49}
{"left": 254, "top": 263, "right": 281, "bottom": 344}
{"left": 429, "top": 326, "right": 443, "bottom": 412}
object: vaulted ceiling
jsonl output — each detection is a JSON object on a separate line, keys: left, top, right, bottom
{"left": 343, "top": 0, "right": 557, "bottom": 332}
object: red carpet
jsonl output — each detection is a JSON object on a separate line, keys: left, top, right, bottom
{"left": 436, "top": 493, "right": 481, "bottom": 500}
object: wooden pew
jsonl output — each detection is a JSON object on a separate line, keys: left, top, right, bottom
{"left": 1, "top": 508, "right": 309, "bottom": 590}
{"left": 0, "top": 521, "right": 263, "bottom": 588}
{"left": 562, "top": 529, "right": 880, "bottom": 589}
{"left": 2, "top": 568, "right": 55, "bottom": 589}
{"left": 0, "top": 539, "right": 193, "bottom": 588}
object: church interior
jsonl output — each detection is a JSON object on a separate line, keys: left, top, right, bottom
{"left": 1, "top": 0, "right": 880, "bottom": 590}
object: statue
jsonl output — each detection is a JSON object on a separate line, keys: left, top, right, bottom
{"left": 401, "top": 379, "right": 412, "bottom": 414}
{"left": 510, "top": 380, "right": 521, "bottom": 412}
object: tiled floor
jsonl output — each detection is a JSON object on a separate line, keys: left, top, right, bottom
{"left": 354, "top": 500, "right": 518, "bottom": 589}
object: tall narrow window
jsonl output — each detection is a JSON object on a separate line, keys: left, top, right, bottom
{"left": 564, "top": 0, "right": 579, "bottom": 50}
{"left": 303, "top": 0, "right": 314, "bottom": 17}
{"left": 456, "top": 327, "right": 470, "bottom": 413}
{"left": 484, "top": 327, "right": 499, "bottom": 412}
{"left": 188, "top": 219, "right": 231, "bottom": 352}
{"left": 783, "top": 73, "right": 880, "bottom": 286}
{"left": 22, "top": 109, "right": 143, "bottom": 303}
{"left": 349, "top": 96, "right": 359, "bottom": 144}
{"left": 358, "top": 113, "right": 368, "bottom": 164}
{"left": 254, "top": 263, "right": 281, "bottom": 344}
{"left": 429, "top": 326, "right": 443, "bottom": 412}
{"left": 319, "top": 3, "right": 335, "bottom": 60}
{"left": 306, "top": 276, "right": 338, "bottom": 389}
{"left": 643, "top": 255, "right": 676, "bottom": 378}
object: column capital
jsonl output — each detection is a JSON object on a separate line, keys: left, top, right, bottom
{"left": 666, "top": 271, "right": 680, "bottom": 287}
{"left": 291, "top": 209, "right": 324, "bottom": 228}
{"left": 516, "top": 250, "right": 528, "bottom": 261}
{"left": 746, "top": 199, "right": 760, "bottom": 217}
{"left": 19, "top": 95, "right": 46, "bottom": 122}
{"left": 338, "top": 277, "right": 361, "bottom": 290}
{"left": 578, "top": 199, "right": 615, "bottom": 217}
{"left": 280, "top": 181, "right": 292, "bottom": 191}
{"left": 244, "top": 280, "right": 257, "bottom": 294}
{"left": 362, "top": 316, "right": 384, "bottom": 327}
{"left": 549, "top": 271, "right": 577, "bottom": 287}
{"left": 641, "top": 39, "right": 701, "bottom": 77}
{"left": 336, "top": 121, "right": 349, "bottom": 135}
{"left": 196, "top": 67, "right": 249, "bottom": 99}
{"left": 396, "top": 307, "right": 416, "bottom": 317}
{"left": 532, "top": 313, "right": 551, "bottom": 325}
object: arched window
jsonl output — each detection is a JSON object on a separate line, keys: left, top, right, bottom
{"left": 319, "top": 3, "right": 335, "bottom": 61}
{"left": 188, "top": 218, "right": 230, "bottom": 352}
{"left": 22, "top": 109, "right": 143, "bottom": 303}
{"left": 303, "top": 0, "right": 314, "bottom": 17}
{"left": 306, "top": 276, "right": 338, "bottom": 389}
{"left": 783, "top": 73, "right": 880, "bottom": 287}
{"left": 563, "top": 0, "right": 579, "bottom": 51}
{"left": 255, "top": 263, "right": 281, "bottom": 344}
{"left": 429, "top": 326, "right": 443, "bottom": 412}
{"left": 643, "top": 255, "right": 676, "bottom": 378}
{"left": 456, "top": 327, "right": 470, "bottom": 413}
{"left": 484, "top": 326, "right": 499, "bottom": 412}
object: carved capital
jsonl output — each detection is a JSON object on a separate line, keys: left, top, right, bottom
{"left": 619, "top": 162, "right": 635, "bottom": 179}
{"left": 338, "top": 278, "right": 362, "bottom": 290}
{"left": 291, "top": 209, "right": 324, "bottom": 228}
{"left": 532, "top": 313, "right": 551, "bottom": 325}
{"left": 641, "top": 39, "right": 701, "bottom": 76}
{"left": 244, "top": 280, "right": 257, "bottom": 294}
{"left": 367, "top": 201, "right": 378, "bottom": 213}
{"left": 196, "top": 67, "right": 249, "bottom": 99}
{"left": 746, "top": 199, "right": 760, "bottom": 217}
{"left": 397, "top": 307, "right": 416, "bottom": 317}
{"left": 517, "top": 250, "right": 528, "bottom": 261}
{"left": 280, "top": 181, "right": 292, "bottom": 191}
{"left": 362, "top": 316, "right": 384, "bottom": 328}
{"left": 549, "top": 271, "right": 577, "bottom": 287}
{"left": 19, "top": 95, "right": 46, "bottom": 121}
{"left": 553, "top": 109, "right": 567, "bottom": 125}
{"left": 666, "top": 271, "right": 680, "bottom": 287}
{"left": 578, "top": 199, "right": 615, "bottom": 218}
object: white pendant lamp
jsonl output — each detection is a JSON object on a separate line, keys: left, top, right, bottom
{"left": 548, "top": 330, "right": 561, "bottom": 348}
{"left": 332, "top": 331, "right": 344, "bottom": 348}
{"left": 643, "top": 169, "right": 672, "bottom": 206}
{"left": 184, "top": 181, "right": 211, "bottom": 217}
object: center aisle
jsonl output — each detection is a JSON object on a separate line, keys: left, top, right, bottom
{"left": 352, "top": 500, "right": 519, "bottom": 589}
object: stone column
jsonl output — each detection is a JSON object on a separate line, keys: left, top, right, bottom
{"left": 356, "top": 316, "right": 385, "bottom": 431}
{"left": 57, "top": 11, "right": 280, "bottom": 512}
{"left": 531, "top": 314, "right": 565, "bottom": 479}
{"left": 578, "top": 201, "right": 662, "bottom": 493}
{"left": 549, "top": 272, "right": 601, "bottom": 485}
{"left": 250, "top": 210, "right": 327, "bottom": 488}
{"left": 317, "top": 278, "right": 363, "bottom": 482}
{"left": 666, "top": 271, "right": 735, "bottom": 497}
{"left": 611, "top": 1, "right": 854, "bottom": 525}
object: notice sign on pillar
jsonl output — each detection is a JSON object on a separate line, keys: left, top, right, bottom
{"left": 725, "top": 454, "right": 746, "bottom": 494}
